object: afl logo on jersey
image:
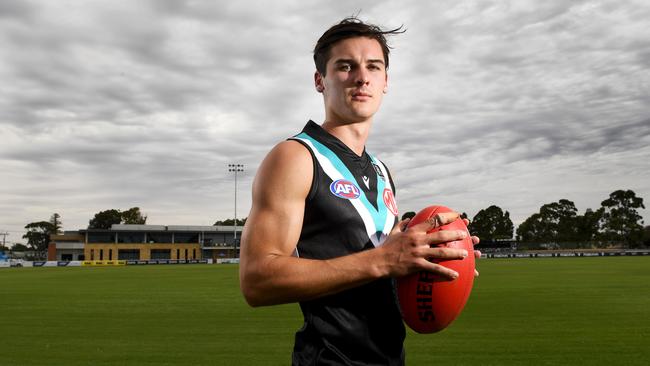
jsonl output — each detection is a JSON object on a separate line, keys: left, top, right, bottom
{"left": 383, "top": 189, "right": 398, "bottom": 216}
{"left": 330, "top": 179, "right": 361, "bottom": 199}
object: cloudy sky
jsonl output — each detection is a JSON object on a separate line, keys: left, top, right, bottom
{"left": 1, "top": 0, "right": 649, "bottom": 245}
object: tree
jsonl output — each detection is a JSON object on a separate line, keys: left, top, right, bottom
{"left": 89, "top": 207, "right": 148, "bottom": 229}
{"left": 121, "top": 207, "right": 147, "bottom": 224}
{"left": 469, "top": 205, "right": 514, "bottom": 240}
{"left": 50, "top": 213, "right": 63, "bottom": 234}
{"left": 214, "top": 218, "right": 247, "bottom": 226}
{"left": 643, "top": 226, "right": 650, "bottom": 248}
{"left": 599, "top": 189, "right": 645, "bottom": 248}
{"left": 542, "top": 199, "right": 579, "bottom": 243}
{"left": 23, "top": 221, "right": 56, "bottom": 256}
{"left": 516, "top": 199, "right": 579, "bottom": 246}
{"left": 88, "top": 209, "right": 122, "bottom": 229}
{"left": 516, "top": 213, "right": 546, "bottom": 243}
{"left": 11, "top": 243, "right": 29, "bottom": 252}
{"left": 401, "top": 211, "right": 416, "bottom": 220}
{"left": 574, "top": 208, "right": 603, "bottom": 247}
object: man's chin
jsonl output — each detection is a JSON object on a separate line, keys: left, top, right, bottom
{"left": 347, "top": 107, "right": 378, "bottom": 121}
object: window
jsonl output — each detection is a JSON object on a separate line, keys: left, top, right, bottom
{"left": 203, "top": 233, "right": 227, "bottom": 246}
{"left": 90, "top": 249, "right": 94, "bottom": 261}
{"left": 150, "top": 249, "right": 171, "bottom": 260}
{"left": 176, "top": 249, "right": 180, "bottom": 259}
{"left": 88, "top": 232, "right": 116, "bottom": 243}
{"left": 192, "top": 249, "right": 196, "bottom": 259}
{"left": 147, "top": 232, "right": 172, "bottom": 243}
{"left": 117, "top": 232, "right": 145, "bottom": 243}
{"left": 99, "top": 249, "right": 104, "bottom": 261}
{"left": 174, "top": 232, "right": 199, "bottom": 243}
{"left": 118, "top": 249, "right": 140, "bottom": 260}
{"left": 185, "top": 249, "right": 188, "bottom": 260}
{"left": 109, "top": 249, "right": 113, "bottom": 260}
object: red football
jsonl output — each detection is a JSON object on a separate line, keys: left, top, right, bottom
{"left": 396, "top": 205, "right": 475, "bottom": 333}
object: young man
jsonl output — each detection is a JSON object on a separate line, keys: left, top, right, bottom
{"left": 240, "top": 17, "right": 480, "bottom": 365}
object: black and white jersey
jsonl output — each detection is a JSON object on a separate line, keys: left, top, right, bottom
{"left": 289, "top": 121, "right": 405, "bottom": 366}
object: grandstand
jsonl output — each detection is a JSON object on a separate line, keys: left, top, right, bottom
{"left": 48, "top": 224, "right": 243, "bottom": 262}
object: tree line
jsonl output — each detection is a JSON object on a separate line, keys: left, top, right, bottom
{"left": 401, "top": 189, "right": 648, "bottom": 249}
{"left": 515, "top": 190, "right": 647, "bottom": 249}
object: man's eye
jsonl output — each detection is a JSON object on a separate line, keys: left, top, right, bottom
{"left": 339, "top": 64, "right": 351, "bottom": 71}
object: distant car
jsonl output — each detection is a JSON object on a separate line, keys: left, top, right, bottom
{"left": 10, "top": 259, "right": 25, "bottom": 267}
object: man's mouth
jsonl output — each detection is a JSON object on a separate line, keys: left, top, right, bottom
{"left": 351, "top": 91, "right": 371, "bottom": 100}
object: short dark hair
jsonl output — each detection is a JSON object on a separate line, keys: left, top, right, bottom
{"left": 313, "top": 16, "right": 404, "bottom": 76}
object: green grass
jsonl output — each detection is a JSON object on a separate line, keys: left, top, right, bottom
{"left": 1, "top": 257, "right": 649, "bottom": 365}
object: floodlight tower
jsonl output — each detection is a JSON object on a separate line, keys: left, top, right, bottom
{"left": 228, "top": 163, "right": 244, "bottom": 257}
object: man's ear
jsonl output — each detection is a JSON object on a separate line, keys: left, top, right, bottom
{"left": 314, "top": 71, "right": 324, "bottom": 93}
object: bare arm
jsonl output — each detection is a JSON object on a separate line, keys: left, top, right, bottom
{"left": 239, "top": 140, "right": 472, "bottom": 307}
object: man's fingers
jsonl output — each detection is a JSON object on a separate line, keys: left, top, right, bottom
{"left": 419, "top": 261, "right": 460, "bottom": 281}
{"left": 426, "top": 229, "right": 467, "bottom": 245}
{"left": 423, "top": 247, "right": 468, "bottom": 260}
{"left": 391, "top": 218, "right": 410, "bottom": 234}
{"left": 409, "top": 212, "right": 460, "bottom": 232}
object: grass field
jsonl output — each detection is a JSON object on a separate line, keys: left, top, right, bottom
{"left": 1, "top": 257, "right": 649, "bottom": 365}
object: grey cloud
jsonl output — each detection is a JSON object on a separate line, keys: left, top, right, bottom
{"left": 0, "top": 0, "right": 35, "bottom": 20}
{"left": 1, "top": 1, "right": 649, "bottom": 245}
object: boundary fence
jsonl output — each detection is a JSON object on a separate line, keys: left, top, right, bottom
{"left": 3, "top": 251, "right": 649, "bottom": 268}
{"left": 485, "top": 249, "right": 650, "bottom": 258}
{"left": 1, "top": 258, "right": 213, "bottom": 268}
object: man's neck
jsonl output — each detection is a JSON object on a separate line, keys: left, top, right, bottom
{"left": 321, "top": 119, "right": 371, "bottom": 156}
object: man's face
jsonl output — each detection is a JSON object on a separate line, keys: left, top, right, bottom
{"left": 315, "top": 37, "right": 388, "bottom": 124}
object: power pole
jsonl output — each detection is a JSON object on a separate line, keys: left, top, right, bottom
{"left": 0, "top": 231, "right": 8, "bottom": 249}
{"left": 228, "top": 164, "right": 244, "bottom": 257}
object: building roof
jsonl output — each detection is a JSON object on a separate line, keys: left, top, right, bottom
{"left": 76, "top": 224, "right": 243, "bottom": 233}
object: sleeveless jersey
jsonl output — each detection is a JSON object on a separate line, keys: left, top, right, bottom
{"left": 289, "top": 121, "right": 406, "bottom": 366}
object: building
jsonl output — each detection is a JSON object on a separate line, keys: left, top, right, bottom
{"left": 48, "top": 224, "right": 243, "bottom": 262}
{"left": 48, "top": 232, "right": 85, "bottom": 261}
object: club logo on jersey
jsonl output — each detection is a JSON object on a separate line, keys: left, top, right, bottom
{"left": 383, "top": 188, "right": 398, "bottom": 216}
{"left": 362, "top": 176, "right": 370, "bottom": 189}
{"left": 330, "top": 179, "right": 361, "bottom": 199}
{"left": 372, "top": 162, "right": 386, "bottom": 181}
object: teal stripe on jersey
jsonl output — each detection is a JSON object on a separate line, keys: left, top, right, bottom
{"left": 295, "top": 132, "right": 387, "bottom": 236}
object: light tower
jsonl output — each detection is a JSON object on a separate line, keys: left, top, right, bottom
{"left": 228, "top": 163, "right": 244, "bottom": 257}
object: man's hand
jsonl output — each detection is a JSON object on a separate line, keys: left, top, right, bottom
{"left": 379, "top": 211, "right": 476, "bottom": 280}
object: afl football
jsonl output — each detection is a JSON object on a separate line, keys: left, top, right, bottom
{"left": 396, "top": 205, "right": 475, "bottom": 333}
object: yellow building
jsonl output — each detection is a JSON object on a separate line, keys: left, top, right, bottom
{"left": 49, "top": 224, "right": 242, "bottom": 262}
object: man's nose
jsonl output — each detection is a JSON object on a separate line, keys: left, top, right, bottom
{"left": 354, "top": 68, "right": 370, "bottom": 86}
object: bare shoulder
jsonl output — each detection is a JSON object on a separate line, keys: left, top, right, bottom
{"left": 242, "top": 139, "right": 312, "bottom": 261}
{"left": 265, "top": 139, "right": 312, "bottom": 167}
{"left": 253, "top": 140, "right": 313, "bottom": 204}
